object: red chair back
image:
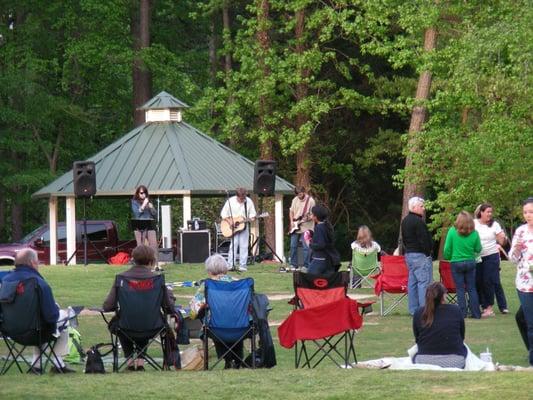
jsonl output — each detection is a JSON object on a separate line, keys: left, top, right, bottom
{"left": 439, "top": 260, "right": 457, "bottom": 293}
{"left": 374, "top": 255, "right": 408, "bottom": 295}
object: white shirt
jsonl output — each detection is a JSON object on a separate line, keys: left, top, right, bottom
{"left": 510, "top": 224, "right": 533, "bottom": 292}
{"left": 474, "top": 219, "right": 502, "bottom": 257}
{"left": 220, "top": 196, "right": 257, "bottom": 220}
{"left": 351, "top": 241, "right": 381, "bottom": 254}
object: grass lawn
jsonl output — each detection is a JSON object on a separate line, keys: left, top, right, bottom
{"left": 1, "top": 261, "right": 533, "bottom": 399}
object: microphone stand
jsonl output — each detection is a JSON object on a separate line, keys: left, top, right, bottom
{"left": 224, "top": 190, "right": 237, "bottom": 272}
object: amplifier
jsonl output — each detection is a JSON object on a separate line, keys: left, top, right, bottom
{"left": 177, "top": 230, "right": 211, "bottom": 263}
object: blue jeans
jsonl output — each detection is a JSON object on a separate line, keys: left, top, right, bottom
{"left": 451, "top": 260, "right": 481, "bottom": 318}
{"left": 480, "top": 253, "right": 507, "bottom": 309}
{"left": 405, "top": 253, "right": 433, "bottom": 315}
{"left": 290, "top": 233, "right": 310, "bottom": 267}
{"left": 517, "top": 290, "right": 533, "bottom": 366}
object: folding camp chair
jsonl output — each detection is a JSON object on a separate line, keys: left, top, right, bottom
{"left": 0, "top": 278, "right": 66, "bottom": 374}
{"left": 97, "top": 274, "right": 170, "bottom": 372}
{"left": 438, "top": 260, "right": 458, "bottom": 304}
{"left": 202, "top": 277, "right": 257, "bottom": 370}
{"left": 278, "top": 271, "right": 367, "bottom": 368}
{"left": 373, "top": 255, "right": 409, "bottom": 316}
{"left": 350, "top": 248, "right": 380, "bottom": 289}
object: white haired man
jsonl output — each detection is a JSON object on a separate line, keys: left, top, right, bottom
{"left": 401, "top": 197, "right": 434, "bottom": 315}
{"left": 2, "top": 248, "right": 75, "bottom": 373}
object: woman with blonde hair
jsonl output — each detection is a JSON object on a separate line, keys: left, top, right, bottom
{"left": 444, "top": 211, "right": 482, "bottom": 319}
{"left": 351, "top": 225, "right": 381, "bottom": 254}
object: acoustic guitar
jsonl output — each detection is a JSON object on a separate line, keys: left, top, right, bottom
{"left": 220, "top": 212, "right": 269, "bottom": 238}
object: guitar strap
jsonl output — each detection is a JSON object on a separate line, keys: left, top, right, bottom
{"left": 299, "top": 195, "right": 311, "bottom": 221}
{"left": 244, "top": 198, "right": 249, "bottom": 229}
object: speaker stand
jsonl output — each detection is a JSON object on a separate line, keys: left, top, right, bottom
{"left": 250, "top": 196, "right": 283, "bottom": 265}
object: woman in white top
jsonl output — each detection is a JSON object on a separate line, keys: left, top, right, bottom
{"left": 474, "top": 203, "right": 508, "bottom": 317}
{"left": 509, "top": 198, "right": 533, "bottom": 366}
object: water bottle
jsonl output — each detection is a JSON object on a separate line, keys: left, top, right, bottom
{"left": 194, "top": 220, "right": 199, "bottom": 230}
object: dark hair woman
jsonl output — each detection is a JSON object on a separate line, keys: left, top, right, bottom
{"left": 131, "top": 185, "right": 158, "bottom": 254}
{"left": 443, "top": 211, "right": 482, "bottom": 319}
{"left": 412, "top": 282, "right": 467, "bottom": 369}
{"left": 474, "top": 202, "right": 508, "bottom": 317}
{"left": 306, "top": 204, "right": 338, "bottom": 275}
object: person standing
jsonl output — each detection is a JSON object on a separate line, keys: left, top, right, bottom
{"left": 401, "top": 196, "right": 434, "bottom": 315}
{"left": 443, "top": 211, "right": 482, "bottom": 319}
{"left": 288, "top": 186, "right": 315, "bottom": 270}
{"left": 220, "top": 188, "right": 257, "bottom": 272}
{"left": 306, "top": 204, "right": 338, "bottom": 275}
{"left": 474, "top": 203, "right": 508, "bottom": 317}
{"left": 509, "top": 197, "right": 533, "bottom": 366}
{"left": 131, "top": 185, "right": 158, "bottom": 256}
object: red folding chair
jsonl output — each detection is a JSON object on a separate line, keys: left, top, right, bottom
{"left": 438, "top": 260, "right": 458, "bottom": 304}
{"left": 373, "top": 255, "right": 408, "bottom": 316}
{"left": 278, "top": 272, "right": 370, "bottom": 368}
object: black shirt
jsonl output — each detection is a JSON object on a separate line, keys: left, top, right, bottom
{"left": 401, "top": 212, "right": 433, "bottom": 256}
{"left": 413, "top": 304, "right": 467, "bottom": 357}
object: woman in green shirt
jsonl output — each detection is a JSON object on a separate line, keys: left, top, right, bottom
{"left": 444, "top": 211, "right": 482, "bottom": 319}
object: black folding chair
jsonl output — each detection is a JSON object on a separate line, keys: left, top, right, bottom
{"left": 0, "top": 278, "right": 66, "bottom": 374}
{"left": 202, "top": 278, "right": 257, "bottom": 370}
{"left": 98, "top": 274, "right": 170, "bottom": 372}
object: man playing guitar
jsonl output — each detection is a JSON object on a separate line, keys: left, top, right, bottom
{"left": 220, "top": 188, "right": 257, "bottom": 272}
{"left": 289, "top": 186, "right": 315, "bottom": 271}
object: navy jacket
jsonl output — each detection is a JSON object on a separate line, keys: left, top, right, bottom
{"left": 309, "top": 222, "right": 332, "bottom": 259}
{"left": 2, "top": 265, "right": 59, "bottom": 326}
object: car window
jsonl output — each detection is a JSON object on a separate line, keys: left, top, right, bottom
{"left": 41, "top": 226, "right": 67, "bottom": 245}
{"left": 80, "top": 224, "right": 108, "bottom": 241}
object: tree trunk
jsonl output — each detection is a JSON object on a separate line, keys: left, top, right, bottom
{"left": 400, "top": 27, "right": 437, "bottom": 219}
{"left": 132, "top": 0, "right": 152, "bottom": 126}
{"left": 11, "top": 190, "right": 23, "bottom": 241}
{"left": 256, "top": 0, "right": 275, "bottom": 251}
{"left": 222, "top": 1, "right": 232, "bottom": 77}
{"left": 208, "top": 15, "right": 217, "bottom": 84}
{"left": 0, "top": 192, "right": 5, "bottom": 241}
{"left": 294, "top": 8, "right": 311, "bottom": 188}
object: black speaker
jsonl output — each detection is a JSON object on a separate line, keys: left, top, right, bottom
{"left": 73, "top": 161, "right": 96, "bottom": 198}
{"left": 177, "top": 230, "right": 211, "bottom": 263}
{"left": 253, "top": 160, "right": 276, "bottom": 196}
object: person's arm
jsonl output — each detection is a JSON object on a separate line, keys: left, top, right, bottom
{"left": 39, "top": 282, "right": 60, "bottom": 325}
{"left": 220, "top": 199, "right": 230, "bottom": 219}
{"left": 247, "top": 197, "right": 257, "bottom": 219}
{"left": 493, "top": 222, "right": 507, "bottom": 246}
{"left": 102, "top": 281, "right": 118, "bottom": 312}
{"left": 162, "top": 285, "right": 176, "bottom": 314}
{"left": 459, "top": 311, "right": 465, "bottom": 340}
{"left": 189, "top": 282, "right": 206, "bottom": 319}
{"left": 473, "top": 231, "right": 482, "bottom": 255}
{"left": 443, "top": 228, "right": 453, "bottom": 261}
{"left": 416, "top": 220, "right": 433, "bottom": 256}
{"left": 509, "top": 227, "right": 525, "bottom": 263}
{"left": 131, "top": 200, "right": 142, "bottom": 218}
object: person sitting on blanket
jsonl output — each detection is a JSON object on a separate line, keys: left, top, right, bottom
{"left": 412, "top": 282, "right": 467, "bottom": 369}
{"left": 189, "top": 254, "right": 242, "bottom": 369}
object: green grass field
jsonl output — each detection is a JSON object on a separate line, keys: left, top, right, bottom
{"left": 1, "top": 261, "right": 533, "bottom": 399}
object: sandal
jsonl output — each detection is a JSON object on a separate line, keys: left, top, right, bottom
{"left": 482, "top": 310, "right": 495, "bottom": 318}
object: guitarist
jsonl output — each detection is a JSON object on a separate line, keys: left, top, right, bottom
{"left": 220, "top": 188, "right": 257, "bottom": 272}
{"left": 289, "top": 186, "right": 315, "bottom": 271}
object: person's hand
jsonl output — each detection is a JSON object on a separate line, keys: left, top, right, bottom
{"left": 147, "top": 202, "right": 154, "bottom": 209}
{"left": 142, "top": 198, "right": 149, "bottom": 209}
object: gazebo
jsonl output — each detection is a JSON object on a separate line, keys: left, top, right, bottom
{"left": 33, "top": 91, "right": 294, "bottom": 265}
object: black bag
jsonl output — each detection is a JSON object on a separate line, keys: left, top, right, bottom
{"left": 85, "top": 344, "right": 106, "bottom": 374}
{"left": 163, "top": 327, "right": 181, "bottom": 370}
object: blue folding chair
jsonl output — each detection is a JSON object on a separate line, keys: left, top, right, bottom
{"left": 202, "top": 278, "right": 257, "bottom": 370}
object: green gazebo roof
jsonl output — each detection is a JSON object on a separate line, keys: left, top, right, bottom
{"left": 33, "top": 93, "right": 294, "bottom": 198}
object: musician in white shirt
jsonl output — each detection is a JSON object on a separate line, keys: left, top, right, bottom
{"left": 220, "top": 188, "right": 257, "bottom": 271}
{"left": 289, "top": 186, "right": 315, "bottom": 271}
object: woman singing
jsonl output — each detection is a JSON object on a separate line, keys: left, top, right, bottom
{"left": 131, "top": 185, "right": 158, "bottom": 253}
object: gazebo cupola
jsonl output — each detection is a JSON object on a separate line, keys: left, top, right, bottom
{"left": 139, "top": 90, "right": 190, "bottom": 123}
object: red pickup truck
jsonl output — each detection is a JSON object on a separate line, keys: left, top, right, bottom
{"left": 0, "top": 220, "right": 136, "bottom": 265}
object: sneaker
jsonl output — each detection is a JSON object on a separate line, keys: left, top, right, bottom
{"left": 289, "top": 265, "right": 298, "bottom": 272}
{"left": 501, "top": 309, "right": 509, "bottom": 314}
{"left": 28, "top": 367, "right": 43, "bottom": 375}
{"left": 50, "top": 365, "right": 76, "bottom": 374}
{"left": 127, "top": 365, "right": 136, "bottom": 371}
{"left": 136, "top": 365, "right": 145, "bottom": 372}
{"left": 238, "top": 266, "right": 248, "bottom": 272}
{"left": 482, "top": 310, "right": 495, "bottom": 318}
{"left": 278, "top": 266, "right": 288, "bottom": 273}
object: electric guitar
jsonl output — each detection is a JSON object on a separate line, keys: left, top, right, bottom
{"left": 288, "top": 214, "right": 312, "bottom": 235}
{"left": 220, "top": 212, "right": 269, "bottom": 238}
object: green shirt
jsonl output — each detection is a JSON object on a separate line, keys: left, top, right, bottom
{"left": 443, "top": 227, "right": 482, "bottom": 262}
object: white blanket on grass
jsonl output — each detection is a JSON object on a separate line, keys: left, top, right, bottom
{"left": 357, "top": 344, "right": 495, "bottom": 372}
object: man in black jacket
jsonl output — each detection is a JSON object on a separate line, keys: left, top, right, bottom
{"left": 401, "top": 197, "right": 433, "bottom": 315}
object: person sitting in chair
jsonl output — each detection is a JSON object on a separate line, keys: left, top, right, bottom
{"left": 2, "top": 248, "right": 75, "bottom": 373}
{"left": 412, "top": 282, "right": 467, "bottom": 369}
{"left": 103, "top": 245, "right": 175, "bottom": 371}
{"left": 189, "top": 254, "right": 243, "bottom": 369}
